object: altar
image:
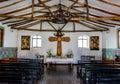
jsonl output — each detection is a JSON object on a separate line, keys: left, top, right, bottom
{"left": 46, "top": 57, "right": 74, "bottom": 69}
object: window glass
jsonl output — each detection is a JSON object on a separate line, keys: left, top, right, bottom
{"left": 78, "top": 35, "right": 89, "bottom": 48}
{"left": 32, "top": 35, "right": 42, "bottom": 48}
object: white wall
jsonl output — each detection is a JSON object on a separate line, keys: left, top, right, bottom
{"left": 0, "top": 23, "right": 17, "bottom": 47}
{"left": 102, "top": 26, "right": 119, "bottom": 48}
{"left": 17, "top": 28, "right": 103, "bottom": 63}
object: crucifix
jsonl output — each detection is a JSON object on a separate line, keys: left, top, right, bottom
{"left": 48, "top": 30, "right": 70, "bottom": 56}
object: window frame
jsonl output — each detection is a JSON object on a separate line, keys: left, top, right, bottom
{"left": 31, "top": 35, "right": 42, "bottom": 48}
{"left": 78, "top": 35, "right": 89, "bottom": 48}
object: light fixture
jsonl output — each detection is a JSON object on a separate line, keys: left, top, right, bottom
{"left": 54, "top": 25, "right": 64, "bottom": 36}
{"left": 54, "top": 29, "right": 64, "bottom": 36}
{"left": 52, "top": 0, "right": 70, "bottom": 24}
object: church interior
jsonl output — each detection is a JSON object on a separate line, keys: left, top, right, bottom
{"left": 0, "top": 0, "right": 120, "bottom": 84}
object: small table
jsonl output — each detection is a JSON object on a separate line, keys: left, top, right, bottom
{"left": 46, "top": 57, "right": 74, "bottom": 69}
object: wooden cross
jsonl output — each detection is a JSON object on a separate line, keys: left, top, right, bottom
{"left": 48, "top": 31, "right": 70, "bottom": 56}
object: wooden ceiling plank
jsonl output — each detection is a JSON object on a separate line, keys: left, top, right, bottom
{"left": 0, "top": 0, "right": 25, "bottom": 9}
{"left": 99, "top": 0, "right": 120, "bottom": 8}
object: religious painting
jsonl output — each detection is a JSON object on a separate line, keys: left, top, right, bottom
{"left": 118, "top": 30, "right": 120, "bottom": 48}
{"left": 21, "top": 36, "right": 30, "bottom": 50}
{"left": 0, "top": 28, "right": 3, "bottom": 47}
{"left": 90, "top": 36, "right": 99, "bottom": 50}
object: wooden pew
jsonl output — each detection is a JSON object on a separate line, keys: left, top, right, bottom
{"left": 77, "top": 60, "right": 120, "bottom": 84}
{"left": 0, "top": 58, "right": 44, "bottom": 84}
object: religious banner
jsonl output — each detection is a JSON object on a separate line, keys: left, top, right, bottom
{"left": 21, "top": 36, "right": 30, "bottom": 50}
{"left": 90, "top": 36, "right": 99, "bottom": 50}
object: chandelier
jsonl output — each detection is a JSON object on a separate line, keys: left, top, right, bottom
{"left": 52, "top": 0, "right": 70, "bottom": 24}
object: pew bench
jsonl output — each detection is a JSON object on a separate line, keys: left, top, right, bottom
{"left": 0, "top": 58, "right": 44, "bottom": 84}
{"left": 77, "top": 60, "right": 120, "bottom": 84}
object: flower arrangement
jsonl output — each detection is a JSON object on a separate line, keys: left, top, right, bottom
{"left": 66, "top": 50, "right": 73, "bottom": 58}
{"left": 47, "top": 49, "right": 53, "bottom": 57}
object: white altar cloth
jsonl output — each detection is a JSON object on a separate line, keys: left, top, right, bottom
{"left": 46, "top": 58, "right": 73, "bottom": 64}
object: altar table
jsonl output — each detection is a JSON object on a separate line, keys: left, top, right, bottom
{"left": 46, "top": 58, "right": 74, "bottom": 69}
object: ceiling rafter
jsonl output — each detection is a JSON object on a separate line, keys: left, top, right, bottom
{"left": 0, "top": 0, "right": 8, "bottom": 2}
{"left": 83, "top": 20, "right": 109, "bottom": 30}
{"left": 8, "top": 20, "right": 34, "bottom": 27}
{"left": 1, "top": 0, "right": 50, "bottom": 15}
{"left": 0, "top": 0, "right": 25, "bottom": 9}
{"left": 70, "top": 0, "right": 120, "bottom": 16}
{"left": 11, "top": 21, "right": 40, "bottom": 29}
{"left": 98, "top": 0, "right": 120, "bottom": 8}
{"left": 77, "top": 21, "right": 107, "bottom": 31}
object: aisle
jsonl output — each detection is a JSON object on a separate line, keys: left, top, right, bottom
{"left": 35, "top": 65, "right": 84, "bottom": 84}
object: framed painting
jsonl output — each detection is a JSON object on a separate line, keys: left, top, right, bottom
{"left": 0, "top": 28, "right": 3, "bottom": 47}
{"left": 90, "top": 36, "right": 99, "bottom": 50}
{"left": 21, "top": 36, "right": 30, "bottom": 50}
{"left": 118, "top": 30, "right": 120, "bottom": 48}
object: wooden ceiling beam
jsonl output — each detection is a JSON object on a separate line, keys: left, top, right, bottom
{"left": 32, "top": 0, "right": 34, "bottom": 18}
{"left": 38, "top": 0, "right": 52, "bottom": 15}
{"left": 98, "top": 0, "right": 120, "bottom": 8}
{"left": 0, "top": 0, "right": 25, "bottom": 9}
{"left": 88, "top": 20, "right": 115, "bottom": 27}
{"left": 70, "top": 0, "right": 120, "bottom": 16}
{"left": 15, "top": 28, "right": 105, "bottom": 32}
{"left": 1, "top": 14, "right": 120, "bottom": 21}
{"left": 65, "top": 0, "right": 78, "bottom": 12}
{"left": 2, "top": 20, "right": 26, "bottom": 24}
{"left": 11, "top": 21, "right": 40, "bottom": 29}
{"left": 8, "top": 20, "right": 34, "bottom": 27}
{"left": 83, "top": 20, "right": 109, "bottom": 30}
{"left": 0, "top": 0, "right": 8, "bottom": 2}
{"left": 47, "top": 22, "right": 57, "bottom": 31}
{"left": 77, "top": 21, "right": 107, "bottom": 31}
{"left": 85, "top": 0, "right": 89, "bottom": 19}
{"left": 1, "top": 0, "right": 50, "bottom": 15}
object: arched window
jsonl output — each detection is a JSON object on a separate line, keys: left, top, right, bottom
{"left": 78, "top": 35, "right": 89, "bottom": 48}
{"left": 32, "top": 35, "right": 42, "bottom": 48}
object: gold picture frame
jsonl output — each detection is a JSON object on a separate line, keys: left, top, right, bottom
{"left": 21, "top": 36, "right": 30, "bottom": 50}
{"left": 90, "top": 36, "right": 99, "bottom": 50}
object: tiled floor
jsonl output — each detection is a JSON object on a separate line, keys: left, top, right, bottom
{"left": 35, "top": 65, "right": 84, "bottom": 84}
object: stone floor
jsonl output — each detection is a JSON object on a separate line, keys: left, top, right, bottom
{"left": 35, "top": 65, "right": 84, "bottom": 84}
